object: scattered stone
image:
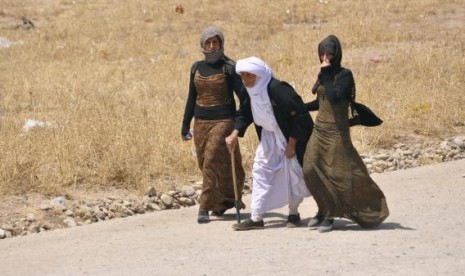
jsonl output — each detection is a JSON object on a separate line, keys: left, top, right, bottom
{"left": 63, "top": 218, "right": 77, "bottom": 227}
{"left": 0, "top": 37, "right": 13, "bottom": 48}
{"left": 362, "top": 136, "right": 465, "bottom": 174}
{"left": 26, "top": 213, "right": 36, "bottom": 223}
{"left": 4, "top": 230, "right": 13, "bottom": 238}
{"left": 146, "top": 187, "right": 157, "bottom": 197}
{"left": 160, "top": 194, "right": 173, "bottom": 207}
{"left": 182, "top": 186, "right": 196, "bottom": 197}
{"left": 178, "top": 197, "right": 195, "bottom": 206}
{"left": 23, "top": 119, "right": 57, "bottom": 132}
{"left": 0, "top": 136, "right": 463, "bottom": 240}
{"left": 453, "top": 137, "right": 465, "bottom": 149}
{"left": 40, "top": 204, "right": 52, "bottom": 211}
{"left": 65, "top": 210, "right": 74, "bottom": 217}
{"left": 151, "top": 203, "right": 162, "bottom": 211}
{"left": 1, "top": 223, "right": 14, "bottom": 232}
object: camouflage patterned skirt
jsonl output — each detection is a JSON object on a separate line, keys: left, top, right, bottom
{"left": 194, "top": 119, "right": 245, "bottom": 211}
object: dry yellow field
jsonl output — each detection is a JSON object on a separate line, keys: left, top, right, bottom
{"left": 0, "top": 0, "right": 464, "bottom": 198}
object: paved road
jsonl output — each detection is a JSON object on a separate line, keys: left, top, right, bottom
{"left": 1, "top": 159, "right": 464, "bottom": 276}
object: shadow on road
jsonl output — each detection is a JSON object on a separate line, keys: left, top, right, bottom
{"left": 334, "top": 220, "right": 416, "bottom": 231}
{"left": 210, "top": 211, "right": 415, "bottom": 231}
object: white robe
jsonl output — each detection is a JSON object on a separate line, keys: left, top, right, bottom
{"left": 251, "top": 128, "right": 310, "bottom": 215}
{"left": 235, "top": 56, "right": 310, "bottom": 216}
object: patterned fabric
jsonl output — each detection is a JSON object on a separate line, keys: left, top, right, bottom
{"left": 303, "top": 84, "right": 389, "bottom": 228}
{"left": 194, "top": 119, "right": 245, "bottom": 211}
{"left": 193, "top": 69, "right": 245, "bottom": 211}
{"left": 194, "top": 69, "right": 230, "bottom": 107}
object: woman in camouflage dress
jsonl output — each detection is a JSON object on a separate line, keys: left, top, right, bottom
{"left": 181, "top": 26, "right": 248, "bottom": 224}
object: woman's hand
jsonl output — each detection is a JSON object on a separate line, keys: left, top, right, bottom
{"left": 225, "top": 130, "right": 239, "bottom": 154}
{"left": 181, "top": 131, "right": 193, "bottom": 141}
{"left": 320, "top": 52, "right": 332, "bottom": 68}
{"left": 321, "top": 58, "right": 331, "bottom": 68}
{"left": 285, "top": 137, "right": 297, "bottom": 159}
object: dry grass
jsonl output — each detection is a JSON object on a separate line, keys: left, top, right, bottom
{"left": 0, "top": 0, "right": 464, "bottom": 197}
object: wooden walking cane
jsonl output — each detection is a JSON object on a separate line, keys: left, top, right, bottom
{"left": 230, "top": 149, "right": 241, "bottom": 223}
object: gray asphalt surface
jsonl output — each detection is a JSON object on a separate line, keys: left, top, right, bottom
{"left": 1, "top": 159, "right": 464, "bottom": 276}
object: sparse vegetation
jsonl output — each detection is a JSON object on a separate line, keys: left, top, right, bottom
{"left": 0, "top": 0, "right": 463, "bottom": 198}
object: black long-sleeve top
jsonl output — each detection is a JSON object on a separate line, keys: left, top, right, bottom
{"left": 319, "top": 66, "right": 354, "bottom": 105}
{"left": 181, "top": 58, "right": 249, "bottom": 136}
{"left": 306, "top": 66, "right": 354, "bottom": 110}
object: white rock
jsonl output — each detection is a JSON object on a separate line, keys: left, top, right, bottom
{"left": 160, "top": 194, "right": 173, "bottom": 207}
{"left": 178, "top": 197, "right": 195, "bottom": 206}
{"left": 363, "top": 158, "right": 375, "bottom": 164}
{"left": 182, "top": 185, "right": 196, "bottom": 197}
{"left": 40, "top": 204, "right": 52, "bottom": 211}
{"left": 453, "top": 137, "right": 465, "bottom": 149}
{"left": 0, "top": 37, "right": 12, "bottom": 48}
{"left": 151, "top": 203, "right": 162, "bottom": 211}
{"left": 50, "top": 196, "right": 66, "bottom": 209}
{"left": 375, "top": 154, "right": 390, "bottom": 161}
{"left": 22, "top": 119, "right": 57, "bottom": 132}
{"left": 63, "top": 217, "right": 77, "bottom": 227}
{"left": 1, "top": 223, "right": 14, "bottom": 231}
{"left": 26, "top": 213, "right": 36, "bottom": 222}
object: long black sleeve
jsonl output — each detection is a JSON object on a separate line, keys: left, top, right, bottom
{"left": 233, "top": 94, "right": 254, "bottom": 137}
{"left": 305, "top": 99, "right": 319, "bottom": 111}
{"left": 181, "top": 62, "right": 198, "bottom": 136}
{"left": 228, "top": 66, "right": 253, "bottom": 137}
{"left": 320, "top": 67, "right": 354, "bottom": 105}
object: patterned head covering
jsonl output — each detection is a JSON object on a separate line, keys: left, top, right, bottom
{"left": 200, "top": 26, "right": 225, "bottom": 64}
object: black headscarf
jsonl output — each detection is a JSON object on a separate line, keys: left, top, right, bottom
{"left": 318, "top": 34, "right": 342, "bottom": 74}
{"left": 311, "top": 34, "right": 343, "bottom": 94}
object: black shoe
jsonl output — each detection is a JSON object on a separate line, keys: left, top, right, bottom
{"left": 232, "top": 218, "right": 264, "bottom": 231}
{"left": 197, "top": 210, "right": 210, "bottom": 224}
{"left": 307, "top": 213, "right": 323, "bottom": 230}
{"left": 286, "top": 214, "right": 301, "bottom": 228}
{"left": 211, "top": 208, "right": 227, "bottom": 217}
{"left": 317, "top": 219, "right": 334, "bottom": 233}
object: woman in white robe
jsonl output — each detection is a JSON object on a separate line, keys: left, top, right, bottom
{"left": 225, "top": 56, "right": 313, "bottom": 230}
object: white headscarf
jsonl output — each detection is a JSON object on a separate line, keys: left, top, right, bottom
{"left": 236, "top": 57, "right": 278, "bottom": 132}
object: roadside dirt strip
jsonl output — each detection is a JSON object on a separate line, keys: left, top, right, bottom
{"left": 1, "top": 159, "right": 464, "bottom": 276}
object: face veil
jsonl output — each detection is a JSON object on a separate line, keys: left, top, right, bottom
{"left": 200, "top": 26, "right": 225, "bottom": 64}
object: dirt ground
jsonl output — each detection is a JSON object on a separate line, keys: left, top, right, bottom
{"left": 0, "top": 159, "right": 464, "bottom": 276}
